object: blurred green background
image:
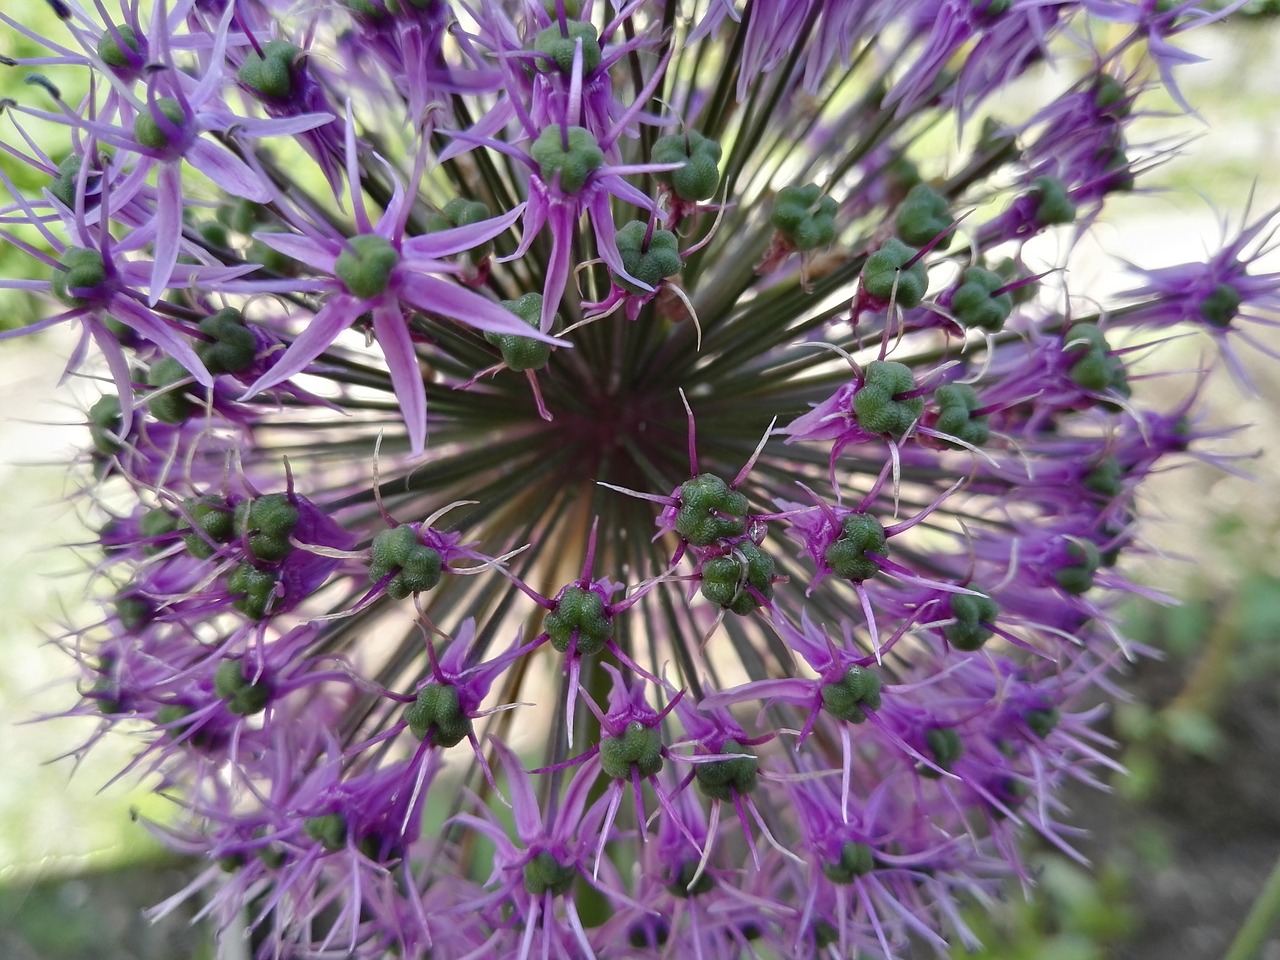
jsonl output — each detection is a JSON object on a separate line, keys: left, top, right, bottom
{"left": 3, "top": 7, "right": 1280, "bottom": 960}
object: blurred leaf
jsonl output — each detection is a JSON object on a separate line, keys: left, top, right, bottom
{"left": 1160, "top": 707, "right": 1226, "bottom": 759}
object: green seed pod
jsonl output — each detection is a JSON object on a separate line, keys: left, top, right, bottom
{"left": 523, "top": 850, "right": 577, "bottom": 897}
{"left": 181, "top": 495, "right": 235, "bottom": 559}
{"left": 544, "top": 586, "right": 613, "bottom": 655}
{"left": 950, "top": 266, "right": 1013, "bottom": 331}
{"left": 694, "top": 739, "right": 758, "bottom": 801}
{"left": 674, "top": 474, "right": 748, "bottom": 546}
{"left": 861, "top": 238, "right": 929, "bottom": 308}
{"left": 895, "top": 183, "right": 952, "bottom": 250}
{"left": 1083, "top": 456, "right": 1124, "bottom": 499}
{"left": 52, "top": 246, "right": 108, "bottom": 306}
{"left": 770, "top": 184, "right": 838, "bottom": 251}
{"left": 824, "top": 513, "right": 887, "bottom": 583}
{"left": 599, "top": 721, "right": 665, "bottom": 780}
{"left": 403, "top": 682, "right": 472, "bottom": 746}
{"left": 1198, "top": 282, "right": 1240, "bottom": 329}
{"left": 97, "top": 24, "right": 141, "bottom": 69}
{"left": 665, "top": 860, "right": 715, "bottom": 897}
{"left": 237, "top": 40, "right": 301, "bottom": 101}
{"left": 304, "top": 813, "right": 348, "bottom": 852}
{"left": 820, "top": 665, "right": 882, "bottom": 723}
{"left": 533, "top": 22, "right": 601, "bottom": 75}
{"left": 530, "top": 125, "right": 604, "bottom": 194}
{"left": 1065, "top": 324, "right": 1129, "bottom": 399}
{"left": 114, "top": 593, "right": 151, "bottom": 631}
{"left": 88, "top": 395, "right": 123, "bottom": 455}
{"left": 852, "top": 360, "right": 925, "bottom": 439}
{"left": 386, "top": 545, "right": 443, "bottom": 599}
{"left": 133, "top": 98, "right": 188, "bottom": 151}
{"left": 822, "top": 841, "right": 876, "bottom": 884}
{"left": 944, "top": 591, "right": 999, "bottom": 651}
{"left": 228, "top": 562, "right": 278, "bottom": 619}
{"left": 651, "top": 131, "right": 723, "bottom": 202}
{"left": 699, "top": 543, "right": 775, "bottom": 615}
{"left": 370, "top": 525, "right": 421, "bottom": 573}
{"left": 923, "top": 727, "right": 964, "bottom": 774}
{"left": 140, "top": 506, "right": 182, "bottom": 554}
{"left": 335, "top": 234, "right": 400, "bottom": 299}
{"left": 932, "top": 383, "right": 989, "bottom": 448}
{"left": 197, "top": 308, "right": 257, "bottom": 375}
{"left": 486, "top": 294, "right": 555, "bottom": 371}
{"left": 145, "top": 358, "right": 194, "bottom": 425}
{"left": 1025, "top": 707, "right": 1060, "bottom": 739}
{"left": 1054, "top": 540, "right": 1100, "bottom": 595}
{"left": 612, "top": 220, "right": 682, "bottom": 294}
{"left": 425, "top": 198, "right": 495, "bottom": 263}
{"left": 213, "top": 658, "right": 272, "bottom": 716}
{"left": 1030, "top": 176, "right": 1076, "bottom": 227}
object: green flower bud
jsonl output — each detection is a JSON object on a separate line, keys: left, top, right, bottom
{"left": 599, "top": 721, "right": 664, "bottom": 779}
{"left": 213, "top": 658, "right": 272, "bottom": 716}
{"left": 531, "top": 125, "right": 604, "bottom": 194}
{"left": 675, "top": 474, "right": 748, "bottom": 546}
{"left": 699, "top": 543, "right": 775, "bottom": 615}
{"left": 97, "top": 24, "right": 141, "bottom": 69}
{"left": 820, "top": 665, "right": 882, "bottom": 723}
{"left": 52, "top": 246, "right": 107, "bottom": 306}
{"left": 403, "top": 682, "right": 472, "bottom": 747}
{"left": 822, "top": 841, "right": 875, "bottom": 884}
{"left": 932, "top": 383, "right": 989, "bottom": 448}
{"left": 544, "top": 586, "right": 612, "bottom": 655}
{"left": 651, "top": 131, "right": 723, "bottom": 202}
{"left": 895, "top": 183, "right": 952, "bottom": 250}
{"left": 694, "top": 739, "right": 758, "bottom": 801}
{"left": 237, "top": 40, "right": 301, "bottom": 101}
{"left": 950, "top": 266, "right": 1013, "bottom": 331}
{"left": 944, "top": 591, "right": 999, "bottom": 651}
{"left": 771, "top": 184, "right": 838, "bottom": 251}
{"left": 486, "top": 294, "right": 555, "bottom": 371}
{"left": 861, "top": 238, "right": 929, "bottom": 307}
{"left": 853, "top": 360, "right": 924, "bottom": 439}
{"left": 133, "top": 98, "right": 188, "bottom": 151}
{"left": 533, "top": 22, "right": 601, "bottom": 75}
{"left": 523, "top": 850, "right": 577, "bottom": 897}
{"left": 335, "top": 234, "right": 400, "bottom": 300}
{"left": 613, "top": 220, "right": 682, "bottom": 294}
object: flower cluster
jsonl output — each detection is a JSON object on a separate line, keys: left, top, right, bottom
{"left": 2, "top": 0, "right": 1271, "bottom": 958}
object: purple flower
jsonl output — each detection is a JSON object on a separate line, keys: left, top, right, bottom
{"left": 5, "top": 1, "right": 1269, "bottom": 957}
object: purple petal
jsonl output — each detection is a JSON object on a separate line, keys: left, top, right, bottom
{"left": 242, "top": 293, "right": 362, "bottom": 397}
{"left": 402, "top": 202, "right": 526, "bottom": 260}
{"left": 187, "top": 139, "right": 272, "bottom": 202}
{"left": 699, "top": 678, "right": 814, "bottom": 709}
{"left": 397, "top": 275, "right": 569, "bottom": 346}
{"left": 147, "top": 163, "right": 184, "bottom": 305}
{"left": 111, "top": 296, "right": 213, "bottom": 385}
{"left": 253, "top": 232, "right": 340, "bottom": 272}
{"left": 371, "top": 302, "right": 428, "bottom": 456}
{"left": 491, "top": 740, "right": 542, "bottom": 843}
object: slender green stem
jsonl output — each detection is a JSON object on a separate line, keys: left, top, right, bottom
{"left": 1224, "top": 851, "right": 1280, "bottom": 960}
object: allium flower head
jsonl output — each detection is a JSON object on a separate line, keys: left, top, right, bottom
{"left": 2, "top": 1, "right": 1272, "bottom": 958}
